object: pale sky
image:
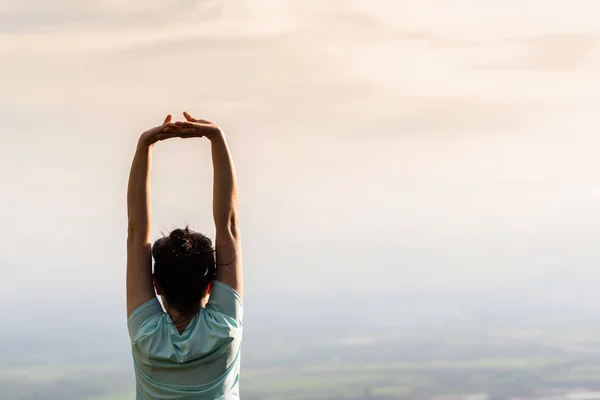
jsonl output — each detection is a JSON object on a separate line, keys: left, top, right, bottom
{"left": 2, "top": 0, "right": 600, "bottom": 314}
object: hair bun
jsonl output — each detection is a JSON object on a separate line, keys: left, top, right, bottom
{"left": 169, "top": 228, "right": 192, "bottom": 255}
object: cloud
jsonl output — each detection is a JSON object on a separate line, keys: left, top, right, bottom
{"left": 2, "top": 0, "right": 600, "bottom": 290}
{"left": 0, "top": 0, "right": 202, "bottom": 16}
{"left": 0, "top": 0, "right": 225, "bottom": 34}
{"left": 477, "top": 35, "right": 598, "bottom": 71}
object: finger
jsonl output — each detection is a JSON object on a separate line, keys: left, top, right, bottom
{"left": 181, "top": 117, "right": 212, "bottom": 124}
{"left": 163, "top": 114, "right": 172, "bottom": 124}
{"left": 158, "top": 128, "right": 197, "bottom": 137}
{"left": 175, "top": 121, "right": 213, "bottom": 130}
{"left": 178, "top": 128, "right": 202, "bottom": 135}
{"left": 163, "top": 127, "right": 182, "bottom": 133}
{"left": 174, "top": 121, "right": 196, "bottom": 127}
{"left": 183, "top": 111, "right": 195, "bottom": 122}
{"left": 157, "top": 129, "right": 203, "bottom": 141}
{"left": 161, "top": 128, "right": 202, "bottom": 137}
{"left": 162, "top": 122, "right": 182, "bottom": 131}
{"left": 183, "top": 111, "right": 200, "bottom": 122}
{"left": 156, "top": 132, "right": 178, "bottom": 141}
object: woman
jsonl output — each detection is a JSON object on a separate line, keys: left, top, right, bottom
{"left": 126, "top": 112, "right": 243, "bottom": 399}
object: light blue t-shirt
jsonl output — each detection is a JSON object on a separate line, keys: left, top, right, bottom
{"left": 127, "top": 281, "right": 243, "bottom": 400}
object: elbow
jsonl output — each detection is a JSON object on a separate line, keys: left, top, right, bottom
{"left": 216, "top": 211, "right": 240, "bottom": 238}
{"left": 229, "top": 212, "right": 240, "bottom": 238}
{"left": 127, "top": 223, "right": 149, "bottom": 244}
{"left": 127, "top": 220, "right": 138, "bottom": 238}
{"left": 127, "top": 226, "right": 138, "bottom": 244}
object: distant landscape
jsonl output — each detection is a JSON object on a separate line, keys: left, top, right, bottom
{"left": 4, "top": 288, "right": 600, "bottom": 400}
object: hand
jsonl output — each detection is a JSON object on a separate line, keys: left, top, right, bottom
{"left": 139, "top": 114, "right": 204, "bottom": 146}
{"left": 174, "top": 111, "right": 223, "bottom": 142}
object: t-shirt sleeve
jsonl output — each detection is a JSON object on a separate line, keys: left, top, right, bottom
{"left": 127, "top": 297, "right": 163, "bottom": 340}
{"left": 205, "top": 281, "right": 243, "bottom": 326}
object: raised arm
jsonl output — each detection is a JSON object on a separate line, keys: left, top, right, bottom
{"left": 177, "top": 112, "right": 243, "bottom": 298}
{"left": 126, "top": 115, "right": 191, "bottom": 317}
{"left": 210, "top": 126, "right": 242, "bottom": 298}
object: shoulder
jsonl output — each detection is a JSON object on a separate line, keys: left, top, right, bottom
{"left": 205, "top": 281, "right": 243, "bottom": 327}
{"left": 127, "top": 297, "right": 164, "bottom": 341}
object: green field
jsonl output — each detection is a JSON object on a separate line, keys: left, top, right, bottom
{"left": 3, "top": 325, "right": 600, "bottom": 400}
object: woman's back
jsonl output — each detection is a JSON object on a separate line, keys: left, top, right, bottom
{"left": 126, "top": 113, "right": 244, "bottom": 399}
{"left": 128, "top": 282, "right": 243, "bottom": 399}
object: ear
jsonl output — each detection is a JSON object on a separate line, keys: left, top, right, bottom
{"left": 153, "top": 275, "right": 163, "bottom": 296}
{"left": 205, "top": 282, "right": 213, "bottom": 296}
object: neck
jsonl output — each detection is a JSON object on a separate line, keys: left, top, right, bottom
{"left": 161, "top": 296, "right": 210, "bottom": 332}
{"left": 166, "top": 306, "right": 199, "bottom": 333}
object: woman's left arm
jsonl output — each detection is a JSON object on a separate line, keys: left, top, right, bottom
{"left": 126, "top": 115, "right": 190, "bottom": 317}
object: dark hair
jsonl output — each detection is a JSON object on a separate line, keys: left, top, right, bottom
{"left": 152, "top": 227, "right": 216, "bottom": 316}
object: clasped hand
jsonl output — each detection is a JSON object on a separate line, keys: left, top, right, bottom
{"left": 140, "top": 112, "right": 222, "bottom": 146}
